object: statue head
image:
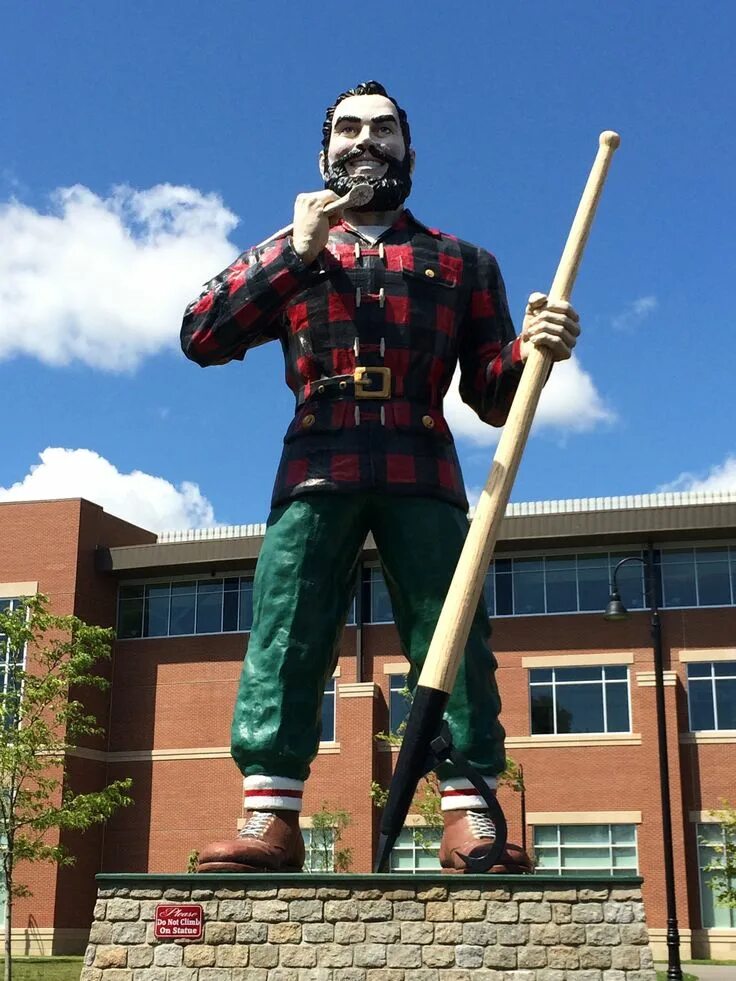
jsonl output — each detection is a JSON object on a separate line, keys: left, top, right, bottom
{"left": 319, "top": 81, "right": 414, "bottom": 211}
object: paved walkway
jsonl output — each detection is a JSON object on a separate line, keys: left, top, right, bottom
{"left": 656, "top": 964, "right": 736, "bottom": 980}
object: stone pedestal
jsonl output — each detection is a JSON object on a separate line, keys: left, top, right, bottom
{"left": 83, "top": 872, "right": 657, "bottom": 981}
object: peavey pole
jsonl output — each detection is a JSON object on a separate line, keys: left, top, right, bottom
{"left": 374, "top": 131, "right": 621, "bottom": 874}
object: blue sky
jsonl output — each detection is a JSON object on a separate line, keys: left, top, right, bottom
{"left": 1, "top": 1, "right": 734, "bottom": 531}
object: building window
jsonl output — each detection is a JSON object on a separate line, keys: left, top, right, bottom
{"left": 366, "top": 568, "right": 393, "bottom": 624}
{"left": 389, "top": 827, "right": 442, "bottom": 872}
{"left": 389, "top": 674, "right": 411, "bottom": 735}
{"left": 303, "top": 828, "right": 335, "bottom": 872}
{"left": 320, "top": 679, "right": 336, "bottom": 742}
{"left": 534, "top": 824, "right": 638, "bottom": 876}
{"left": 688, "top": 662, "right": 736, "bottom": 731}
{"left": 658, "top": 547, "right": 734, "bottom": 609}
{"left": 117, "top": 576, "right": 255, "bottom": 639}
{"left": 530, "top": 665, "right": 630, "bottom": 735}
{"left": 0, "top": 598, "right": 26, "bottom": 731}
{"left": 697, "top": 823, "right": 736, "bottom": 927}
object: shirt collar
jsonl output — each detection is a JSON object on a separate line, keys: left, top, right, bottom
{"left": 336, "top": 208, "right": 442, "bottom": 241}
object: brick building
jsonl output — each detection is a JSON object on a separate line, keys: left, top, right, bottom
{"left": 0, "top": 492, "right": 734, "bottom": 959}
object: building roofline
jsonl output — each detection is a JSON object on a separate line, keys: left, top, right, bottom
{"left": 98, "top": 491, "right": 736, "bottom": 578}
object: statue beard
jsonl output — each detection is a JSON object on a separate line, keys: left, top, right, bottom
{"left": 323, "top": 143, "right": 412, "bottom": 211}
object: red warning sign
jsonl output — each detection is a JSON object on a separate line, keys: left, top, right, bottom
{"left": 154, "top": 903, "right": 204, "bottom": 940}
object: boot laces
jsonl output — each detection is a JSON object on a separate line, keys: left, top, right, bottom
{"left": 238, "top": 811, "right": 273, "bottom": 839}
{"left": 467, "top": 810, "right": 496, "bottom": 839}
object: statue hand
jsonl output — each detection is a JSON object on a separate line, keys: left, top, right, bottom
{"left": 520, "top": 292, "right": 581, "bottom": 362}
{"left": 291, "top": 190, "right": 341, "bottom": 264}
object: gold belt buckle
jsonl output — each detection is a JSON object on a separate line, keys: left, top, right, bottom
{"left": 354, "top": 366, "right": 391, "bottom": 399}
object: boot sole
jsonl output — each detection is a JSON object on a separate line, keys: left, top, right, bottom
{"left": 196, "top": 861, "right": 303, "bottom": 873}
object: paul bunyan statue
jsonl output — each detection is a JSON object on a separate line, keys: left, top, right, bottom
{"left": 181, "top": 80, "right": 580, "bottom": 874}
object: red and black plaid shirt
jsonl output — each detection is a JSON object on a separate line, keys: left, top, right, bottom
{"left": 181, "top": 210, "right": 524, "bottom": 511}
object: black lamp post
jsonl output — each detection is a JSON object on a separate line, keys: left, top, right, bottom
{"left": 604, "top": 548, "right": 682, "bottom": 981}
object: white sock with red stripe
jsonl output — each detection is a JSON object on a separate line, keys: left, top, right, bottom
{"left": 439, "top": 776, "right": 497, "bottom": 811}
{"left": 243, "top": 775, "right": 304, "bottom": 812}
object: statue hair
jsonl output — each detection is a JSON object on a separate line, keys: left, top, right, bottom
{"left": 321, "top": 81, "right": 411, "bottom": 153}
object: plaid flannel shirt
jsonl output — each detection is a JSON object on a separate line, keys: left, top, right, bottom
{"left": 181, "top": 209, "right": 524, "bottom": 511}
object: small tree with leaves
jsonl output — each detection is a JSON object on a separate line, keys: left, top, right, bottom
{"left": 309, "top": 803, "right": 353, "bottom": 872}
{"left": 702, "top": 801, "right": 736, "bottom": 910}
{"left": 0, "top": 595, "right": 133, "bottom": 981}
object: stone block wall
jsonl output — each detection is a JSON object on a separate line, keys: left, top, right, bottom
{"left": 82, "top": 873, "right": 657, "bottom": 981}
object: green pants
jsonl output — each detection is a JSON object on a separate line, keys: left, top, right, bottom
{"left": 231, "top": 493, "right": 505, "bottom": 781}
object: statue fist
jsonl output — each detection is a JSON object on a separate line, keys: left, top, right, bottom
{"left": 520, "top": 292, "right": 581, "bottom": 362}
{"left": 291, "top": 190, "right": 341, "bottom": 265}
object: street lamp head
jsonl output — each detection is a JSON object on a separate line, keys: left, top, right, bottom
{"left": 604, "top": 588, "right": 631, "bottom": 621}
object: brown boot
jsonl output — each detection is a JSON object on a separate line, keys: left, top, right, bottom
{"left": 440, "top": 808, "right": 533, "bottom": 874}
{"left": 197, "top": 809, "right": 305, "bottom": 873}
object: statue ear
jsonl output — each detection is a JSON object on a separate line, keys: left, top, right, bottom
{"left": 318, "top": 151, "right": 327, "bottom": 180}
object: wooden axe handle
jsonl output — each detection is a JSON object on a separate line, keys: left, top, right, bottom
{"left": 419, "top": 131, "right": 621, "bottom": 694}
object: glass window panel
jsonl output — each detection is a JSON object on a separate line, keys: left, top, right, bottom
{"left": 611, "top": 824, "right": 636, "bottom": 843}
{"left": 546, "top": 567, "right": 578, "bottom": 613}
{"left": 117, "top": 598, "right": 144, "bottom": 639}
{"left": 612, "top": 847, "right": 638, "bottom": 868}
{"left": 119, "top": 584, "right": 144, "bottom": 600}
{"left": 560, "top": 824, "right": 611, "bottom": 844}
{"left": 530, "top": 669, "right": 553, "bottom": 683}
{"left": 514, "top": 569, "right": 545, "bottom": 615}
{"left": 662, "top": 560, "right": 697, "bottom": 608}
{"left": 577, "top": 561, "right": 611, "bottom": 612}
{"left": 416, "top": 849, "right": 441, "bottom": 869}
{"left": 660, "top": 549, "right": 695, "bottom": 565}
{"left": 555, "top": 684, "right": 604, "bottom": 733}
{"left": 688, "top": 662, "right": 712, "bottom": 679}
{"left": 715, "top": 679, "right": 736, "bottom": 729}
{"left": 697, "top": 560, "right": 732, "bottom": 606}
{"left": 605, "top": 665, "right": 628, "bottom": 680}
{"left": 605, "top": 683, "right": 631, "bottom": 732}
{"left": 483, "top": 570, "right": 495, "bottom": 617}
{"left": 533, "top": 826, "right": 559, "bottom": 844}
{"left": 530, "top": 686, "right": 555, "bottom": 734}
{"left": 555, "top": 666, "right": 602, "bottom": 683}
{"left": 196, "top": 583, "right": 223, "bottom": 634}
{"left": 495, "top": 572, "right": 513, "bottom": 615}
{"left": 535, "top": 850, "right": 561, "bottom": 870}
{"left": 391, "top": 850, "right": 415, "bottom": 871}
{"left": 222, "top": 589, "right": 239, "bottom": 632}
{"left": 321, "top": 679, "right": 335, "bottom": 741}
{"left": 562, "top": 847, "right": 611, "bottom": 869}
{"left": 389, "top": 675, "right": 411, "bottom": 735}
{"left": 616, "top": 561, "right": 645, "bottom": 610}
{"left": 714, "top": 661, "right": 736, "bottom": 677}
{"left": 688, "top": 680, "right": 715, "bottom": 731}
{"left": 495, "top": 558, "right": 512, "bottom": 573}
{"left": 239, "top": 581, "right": 254, "bottom": 631}
{"left": 143, "top": 587, "right": 169, "bottom": 637}
{"left": 169, "top": 589, "right": 195, "bottom": 635}
{"left": 370, "top": 570, "right": 393, "bottom": 623}
{"left": 346, "top": 595, "right": 356, "bottom": 625}
{"left": 224, "top": 576, "right": 239, "bottom": 591}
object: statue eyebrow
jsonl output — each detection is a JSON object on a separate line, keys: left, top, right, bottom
{"left": 334, "top": 113, "right": 398, "bottom": 127}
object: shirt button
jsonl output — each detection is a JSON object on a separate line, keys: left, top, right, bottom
{"left": 422, "top": 414, "right": 435, "bottom": 429}
{"left": 302, "top": 414, "right": 316, "bottom": 429}
{"left": 424, "top": 268, "right": 436, "bottom": 278}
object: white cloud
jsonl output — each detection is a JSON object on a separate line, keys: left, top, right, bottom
{"left": 0, "top": 447, "right": 216, "bottom": 531}
{"left": 611, "top": 295, "right": 658, "bottom": 331}
{"left": 658, "top": 454, "right": 736, "bottom": 493}
{"left": 444, "top": 356, "right": 615, "bottom": 446}
{"left": 0, "top": 184, "right": 239, "bottom": 370}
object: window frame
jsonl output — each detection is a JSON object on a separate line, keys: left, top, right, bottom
{"left": 532, "top": 823, "right": 639, "bottom": 877}
{"left": 320, "top": 678, "right": 337, "bottom": 744}
{"left": 687, "top": 661, "right": 736, "bottom": 732}
{"left": 389, "top": 826, "right": 442, "bottom": 873}
{"left": 697, "top": 822, "right": 736, "bottom": 928}
{"left": 529, "top": 664, "right": 632, "bottom": 736}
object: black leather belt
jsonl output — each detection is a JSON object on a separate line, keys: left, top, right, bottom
{"left": 297, "top": 367, "right": 392, "bottom": 405}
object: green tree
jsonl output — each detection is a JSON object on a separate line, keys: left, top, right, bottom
{"left": 0, "top": 595, "right": 133, "bottom": 981}
{"left": 703, "top": 801, "right": 736, "bottom": 910}
{"left": 310, "top": 803, "right": 352, "bottom": 872}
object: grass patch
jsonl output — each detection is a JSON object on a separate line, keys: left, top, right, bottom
{"left": 656, "top": 973, "right": 698, "bottom": 981}
{"left": 0, "top": 957, "right": 83, "bottom": 981}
